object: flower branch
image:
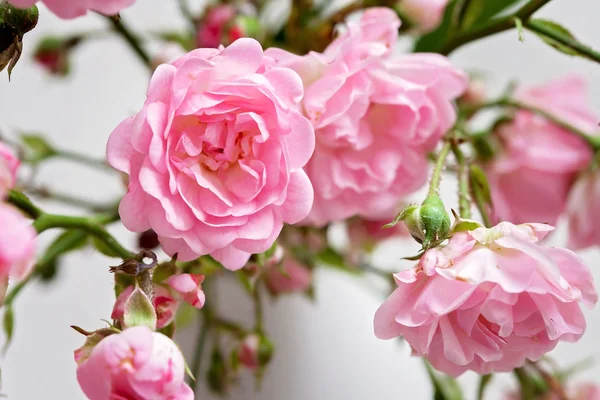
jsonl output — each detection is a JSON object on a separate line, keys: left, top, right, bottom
{"left": 104, "top": 15, "right": 152, "bottom": 70}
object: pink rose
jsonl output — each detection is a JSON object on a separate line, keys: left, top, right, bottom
{"left": 76, "top": 326, "right": 193, "bottom": 400}
{"left": 107, "top": 38, "right": 315, "bottom": 270}
{"left": 8, "top": 0, "right": 135, "bottom": 19}
{"left": 566, "top": 171, "right": 600, "bottom": 250}
{"left": 112, "top": 285, "right": 178, "bottom": 329}
{"left": 264, "top": 256, "right": 312, "bottom": 295}
{"left": 166, "top": 273, "right": 205, "bottom": 308}
{"left": 400, "top": 0, "right": 450, "bottom": 33}
{"left": 266, "top": 8, "right": 467, "bottom": 226}
{"left": 488, "top": 76, "right": 596, "bottom": 226}
{"left": 0, "top": 204, "right": 36, "bottom": 304}
{"left": 196, "top": 5, "right": 239, "bottom": 49}
{"left": 0, "top": 142, "right": 19, "bottom": 199}
{"left": 374, "top": 222, "right": 597, "bottom": 377}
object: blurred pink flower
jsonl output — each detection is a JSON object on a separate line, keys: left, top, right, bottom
{"left": 107, "top": 38, "right": 315, "bottom": 270}
{"left": 488, "top": 76, "right": 596, "bottom": 226}
{"left": 267, "top": 7, "right": 467, "bottom": 226}
{"left": 264, "top": 256, "right": 312, "bottom": 295}
{"left": 167, "top": 273, "right": 205, "bottom": 309}
{"left": 566, "top": 171, "right": 600, "bottom": 250}
{"left": 374, "top": 222, "right": 597, "bottom": 377}
{"left": 196, "top": 5, "right": 241, "bottom": 48}
{"left": 76, "top": 326, "right": 193, "bottom": 400}
{"left": 238, "top": 334, "right": 260, "bottom": 370}
{"left": 400, "top": 0, "right": 450, "bottom": 33}
{"left": 112, "top": 285, "right": 178, "bottom": 329}
{"left": 347, "top": 217, "right": 409, "bottom": 250}
{"left": 0, "top": 142, "right": 19, "bottom": 199}
{"left": 8, "top": 0, "right": 135, "bottom": 19}
{"left": 0, "top": 204, "right": 35, "bottom": 304}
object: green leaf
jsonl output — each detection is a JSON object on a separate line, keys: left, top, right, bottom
{"left": 2, "top": 306, "right": 14, "bottom": 354}
{"left": 461, "top": 0, "right": 525, "bottom": 30}
{"left": 123, "top": 287, "right": 157, "bottom": 330}
{"left": 152, "top": 262, "right": 177, "bottom": 283}
{"left": 414, "top": 0, "right": 460, "bottom": 52}
{"left": 20, "top": 134, "right": 56, "bottom": 163}
{"left": 91, "top": 236, "right": 121, "bottom": 258}
{"left": 469, "top": 165, "right": 492, "bottom": 205}
{"left": 529, "top": 19, "right": 581, "bottom": 57}
{"left": 424, "top": 361, "right": 464, "bottom": 400}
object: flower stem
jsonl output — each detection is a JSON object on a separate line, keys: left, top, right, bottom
{"left": 33, "top": 213, "right": 133, "bottom": 259}
{"left": 25, "top": 186, "right": 116, "bottom": 212}
{"left": 465, "top": 98, "right": 600, "bottom": 150}
{"left": 451, "top": 142, "right": 472, "bottom": 219}
{"left": 7, "top": 189, "right": 42, "bottom": 219}
{"left": 253, "top": 282, "right": 264, "bottom": 332}
{"left": 105, "top": 15, "right": 152, "bottom": 70}
{"left": 440, "top": 0, "right": 553, "bottom": 55}
{"left": 476, "top": 374, "right": 493, "bottom": 400}
{"left": 188, "top": 307, "right": 210, "bottom": 389}
{"left": 54, "top": 149, "right": 109, "bottom": 171}
{"left": 428, "top": 142, "right": 452, "bottom": 197}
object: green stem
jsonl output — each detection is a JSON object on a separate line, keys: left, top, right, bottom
{"left": 54, "top": 150, "right": 109, "bottom": 171}
{"left": 440, "top": 0, "right": 554, "bottom": 55}
{"left": 253, "top": 282, "right": 264, "bottom": 332}
{"left": 105, "top": 15, "right": 152, "bottom": 69}
{"left": 525, "top": 19, "right": 600, "bottom": 64}
{"left": 188, "top": 308, "right": 210, "bottom": 388}
{"left": 428, "top": 142, "right": 452, "bottom": 197}
{"left": 26, "top": 187, "right": 116, "bottom": 212}
{"left": 177, "top": 0, "right": 197, "bottom": 29}
{"left": 451, "top": 142, "right": 472, "bottom": 219}
{"left": 471, "top": 180, "right": 492, "bottom": 228}
{"left": 477, "top": 374, "right": 493, "bottom": 400}
{"left": 467, "top": 98, "right": 600, "bottom": 150}
{"left": 514, "top": 367, "right": 536, "bottom": 400}
{"left": 7, "top": 189, "right": 42, "bottom": 219}
{"left": 33, "top": 213, "right": 133, "bottom": 259}
{"left": 214, "top": 317, "right": 246, "bottom": 338}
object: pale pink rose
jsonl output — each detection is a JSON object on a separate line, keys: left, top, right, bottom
{"left": 264, "top": 256, "right": 312, "bottom": 295}
{"left": 566, "top": 171, "right": 600, "bottom": 250}
{"left": 76, "top": 326, "right": 193, "bottom": 400}
{"left": 374, "top": 222, "right": 597, "bottom": 377}
{"left": 488, "top": 76, "right": 596, "bottom": 226}
{"left": 238, "top": 334, "right": 260, "bottom": 370}
{"left": 8, "top": 0, "right": 136, "bottom": 19}
{"left": 166, "top": 273, "right": 205, "bottom": 308}
{"left": 266, "top": 8, "right": 467, "bottom": 226}
{"left": 0, "top": 142, "right": 20, "bottom": 199}
{"left": 112, "top": 285, "right": 178, "bottom": 329}
{"left": 196, "top": 5, "right": 239, "bottom": 48}
{"left": 400, "top": 0, "right": 450, "bottom": 33}
{"left": 0, "top": 204, "right": 36, "bottom": 303}
{"left": 107, "top": 38, "right": 315, "bottom": 270}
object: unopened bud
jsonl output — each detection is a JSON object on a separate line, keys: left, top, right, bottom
{"left": 33, "top": 36, "right": 80, "bottom": 76}
{"left": 238, "top": 333, "right": 274, "bottom": 371}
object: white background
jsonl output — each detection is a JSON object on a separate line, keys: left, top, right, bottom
{"left": 1, "top": 0, "right": 600, "bottom": 399}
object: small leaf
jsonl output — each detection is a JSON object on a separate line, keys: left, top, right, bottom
{"left": 152, "top": 262, "right": 177, "bottom": 283}
{"left": 528, "top": 19, "right": 581, "bottom": 57}
{"left": 414, "top": 0, "right": 459, "bottom": 52}
{"left": 2, "top": 306, "right": 14, "bottom": 354}
{"left": 20, "top": 134, "right": 56, "bottom": 163}
{"left": 461, "top": 0, "right": 525, "bottom": 30}
{"left": 514, "top": 17, "right": 524, "bottom": 42}
{"left": 469, "top": 165, "right": 492, "bottom": 205}
{"left": 123, "top": 286, "right": 157, "bottom": 330}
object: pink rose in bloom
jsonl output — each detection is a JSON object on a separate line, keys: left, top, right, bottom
{"left": 488, "top": 76, "right": 596, "bottom": 226}
{"left": 8, "top": 0, "right": 136, "bottom": 19}
{"left": 107, "top": 38, "right": 315, "bottom": 270}
{"left": 266, "top": 8, "right": 467, "bottom": 226}
{"left": 76, "top": 326, "right": 194, "bottom": 400}
{"left": 0, "top": 204, "right": 36, "bottom": 303}
{"left": 400, "top": 0, "right": 450, "bottom": 33}
{"left": 566, "top": 171, "right": 600, "bottom": 250}
{"left": 264, "top": 256, "right": 312, "bottom": 295}
{"left": 112, "top": 285, "right": 178, "bottom": 329}
{"left": 0, "top": 142, "right": 20, "bottom": 199}
{"left": 166, "top": 273, "right": 205, "bottom": 308}
{"left": 238, "top": 334, "right": 260, "bottom": 370}
{"left": 197, "top": 5, "right": 241, "bottom": 48}
{"left": 374, "top": 222, "right": 597, "bottom": 377}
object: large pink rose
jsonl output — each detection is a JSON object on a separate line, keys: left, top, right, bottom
{"left": 76, "top": 326, "right": 193, "bottom": 400}
{"left": 266, "top": 8, "right": 467, "bottom": 226}
{"left": 0, "top": 204, "right": 36, "bottom": 304}
{"left": 566, "top": 171, "right": 600, "bottom": 250}
{"left": 0, "top": 142, "right": 19, "bottom": 199}
{"left": 400, "top": 0, "right": 450, "bottom": 33}
{"left": 374, "top": 222, "right": 597, "bottom": 377}
{"left": 8, "top": 0, "right": 135, "bottom": 19}
{"left": 107, "top": 38, "right": 315, "bottom": 270}
{"left": 488, "top": 76, "right": 596, "bottom": 226}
